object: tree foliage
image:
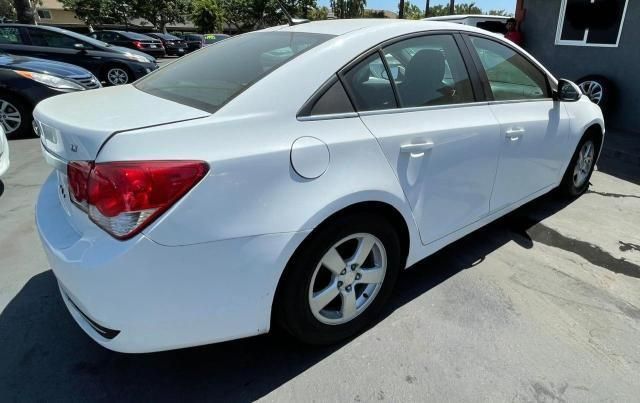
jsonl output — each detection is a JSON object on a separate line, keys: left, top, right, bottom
{"left": 190, "top": 0, "right": 224, "bottom": 32}
{"left": 330, "top": 0, "right": 366, "bottom": 18}
{"left": 60, "top": 0, "right": 133, "bottom": 28}
{"left": 0, "top": 0, "right": 15, "bottom": 21}
{"left": 402, "top": 1, "right": 422, "bottom": 19}
{"left": 133, "top": 0, "right": 191, "bottom": 32}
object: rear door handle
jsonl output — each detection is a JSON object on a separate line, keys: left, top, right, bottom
{"left": 505, "top": 127, "right": 526, "bottom": 140}
{"left": 400, "top": 141, "right": 434, "bottom": 153}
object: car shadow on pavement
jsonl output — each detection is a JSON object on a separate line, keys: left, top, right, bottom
{"left": 0, "top": 193, "right": 573, "bottom": 402}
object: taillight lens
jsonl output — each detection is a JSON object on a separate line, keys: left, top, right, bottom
{"left": 67, "top": 160, "right": 208, "bottom": 240}
{"left": 133, "top": 40, "right": 143, "bottom": 48}
{"left": 67, "top": 161, "right": 92, "bottom": 211}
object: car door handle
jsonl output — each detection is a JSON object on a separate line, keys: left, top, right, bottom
{"left": 505, "top": 128, "right": 526, "bottom": 140}
{"left": 400, "top": 141, "right": 434, "bottom": 153}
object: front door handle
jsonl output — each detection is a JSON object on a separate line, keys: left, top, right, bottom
{"left": 400, "top": 141, "right": 434, "bottom": 153}
{"left": 505, "top": 127, "right": 525, "bottom": 141}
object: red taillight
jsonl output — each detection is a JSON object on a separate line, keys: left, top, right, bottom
{"left": 133, "top": 40, "right": 143, "bottom": 49}
{"left": 67, "top": 161, "right": 92, "bottom": 210}
{"left": 68, "top": 160, "right": 208, "bottom": 240}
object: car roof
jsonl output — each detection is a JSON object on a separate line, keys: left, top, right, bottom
{"left": 424, "top": 14, "right": 510, "bottom": 21}
{"left": 262, "top": 19, "right": 488, "bottom": 36}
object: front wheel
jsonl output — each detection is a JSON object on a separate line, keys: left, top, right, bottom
{"left": 0, "top": 94, "right": 32, "bottom": 138}
{"left": 275, "top": 213, "right": 402, "bottom": 345}
{"left": 103, "top": 65, "right": 132, "bottom": 86}
{"left": 558, "top": 135, "right": 599, "bottom": 197}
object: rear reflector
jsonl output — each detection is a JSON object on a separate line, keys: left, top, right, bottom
{"left": 67, "top": 160, "right": 209, "bottom": 240}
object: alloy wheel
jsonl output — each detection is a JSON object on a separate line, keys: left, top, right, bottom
{"left": 107, "top": 68, "right": 130, "bottom": 85}
{"left": 0, "top": 99, "right": 22, "bottom": 135}
{"left": 578, "top": 80, "right": 603, "bottom": 105}
{"left": 308, "top": 233, "right": 387, "bottom": 325}
{"left": 573, "top": 140, "right": 595, "bottom": 188}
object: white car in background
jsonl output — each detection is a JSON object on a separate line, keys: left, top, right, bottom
{"left": 0, "top": 126, "right": 9, "bottom": 177}
{"left": 35, "top": 19, "right": 603, "bottom": 353}
{"left": 424, "top": 14, "right": 510, "bottom": 35}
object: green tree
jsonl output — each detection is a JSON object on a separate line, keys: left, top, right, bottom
{"left": 191, "top": 0, "right": 224, "bottom": 33}
{"left": 454, "top": 2, "right": 481, "bottom": 14}
{"left": 133, "top": 0, "right": 191, "bottom": 32}
{"left": 330, "top": 0, "right": 366, "bottom": 19}
{"left": 0, "top": 0, "right": 16, "bottom": 20}
{"left": 488, "top": 9, "right": 512, "bottom": 16}
{"left": 60, "top": 0, "right": 133, "bottom": 30}
{"left": 308, "top": 5, "right": 328, "bottom": 20}
{"left": 401, "top": 0, "right": 422, "bottom": 19}
{"left": 13, "top": 0, "right": 35, "bottom": 23}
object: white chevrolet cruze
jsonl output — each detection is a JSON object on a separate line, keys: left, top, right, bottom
{"left": 35, "top": 20, "right": 603, "bottom": 353}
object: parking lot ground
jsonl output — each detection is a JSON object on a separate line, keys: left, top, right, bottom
{"left": 1, "top": 138, "right": 639, "bottom": 402}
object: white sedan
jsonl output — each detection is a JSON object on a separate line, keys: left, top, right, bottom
{"left": 34, "top": 19, "right": 603, "bottom": 353}
{"left": 0, "top": 126, "right": 9, "bottom": 178}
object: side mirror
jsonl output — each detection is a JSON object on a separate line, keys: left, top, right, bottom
{"left": 74, "top": 43, "right": 87, "bottom": 51}
{"left": 556, "top": 79, "right": 581, "bottom": 102}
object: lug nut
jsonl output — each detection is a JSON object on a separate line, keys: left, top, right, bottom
{"left": 345, "top": 285, "right": 352, "bottom": 292}
{"left": 351, "top": 264, "right": 357, "bottom": 271}
{"left": 355, "top": 273, "right": 361, "bottom": 280}
{"left": 340, "top": 269, "right": 347, "bottom": 275}
{"left": 337, "top": 281, "right": 343, "bottom": 288}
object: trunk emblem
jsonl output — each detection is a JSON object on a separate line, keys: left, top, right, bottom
{"left": 71, "top": 144, "right": 78, "bottom": 153}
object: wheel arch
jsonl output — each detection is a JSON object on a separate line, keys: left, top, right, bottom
{"left": 270, "top": 198, "right": 415, "bottom": 327}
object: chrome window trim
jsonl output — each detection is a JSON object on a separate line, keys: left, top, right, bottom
{"left": 487, "top": 98, "right": 555, "bottom": 106}
{"left": 357, "top": 101, "right": 489, "bottom": 117}
{"left": 297, "top": 112, "right": 359, "bottom": 122}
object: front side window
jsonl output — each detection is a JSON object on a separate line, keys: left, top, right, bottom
{"left": 468, "top": 36, "right": 549, "bottom": 101}
{"left": 135, "top": 32, "right": 333, "bottom": 113}
{"left": 383, "top": 34, "right": 474, "bottom": 107}
{"left": 27, "top": 28, "right": 82, "bottom": 49}
{"left": 0, "top": 27, "right": 25, "bottom": 44}
{"left": 342, "top": 53, "right": 397, "bottom": 112}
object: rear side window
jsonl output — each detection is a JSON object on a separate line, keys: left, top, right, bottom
{"left": 0, "top": 27, "right": 25, "bottom": 44}
{"left": 135, "top": 32, "right": 333, "bottom": 113}
{"left": 342, "top": 52, "right": 397, "bottom": 112}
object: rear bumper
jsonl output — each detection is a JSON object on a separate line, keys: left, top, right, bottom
{"left": 36, "top": 171, "right": 308, "bottom": 353}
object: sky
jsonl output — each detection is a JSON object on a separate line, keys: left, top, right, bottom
{"left": 316, "top": 0, "right": 516, "bottom": 13}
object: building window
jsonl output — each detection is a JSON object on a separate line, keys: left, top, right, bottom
{"left": 37, "top": 9, "right": 52, "bottom": 19}
{"left": 555, "top": 0, "right": 629, "bottom": 47}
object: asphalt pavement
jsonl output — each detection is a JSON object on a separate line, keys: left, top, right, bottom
{"left": 1, "top": 137, "right": 639, "bottom": 402}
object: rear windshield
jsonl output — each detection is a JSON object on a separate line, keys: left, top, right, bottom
{"left": 135, "top": 31, "right": 333, "bottom": 113}
{"left": 122, "top": 31, "right": 155, "bottom": 40}
{"left": 152, "top": 33, "right": 181, "bottom": 40}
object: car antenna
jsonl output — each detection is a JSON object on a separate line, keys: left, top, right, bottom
{"left": 275, "top": 0, "right": 310, "bottom": 26}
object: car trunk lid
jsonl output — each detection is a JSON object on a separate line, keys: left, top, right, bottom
{"left": 34, "top": 84, "right": 209, "bottom": 162}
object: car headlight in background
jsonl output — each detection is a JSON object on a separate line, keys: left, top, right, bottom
{"left": 124, "top": 53, "right": 153, "bottom": 63}
{"left": 15, "top": 71, "right": 84, "bottom": 91}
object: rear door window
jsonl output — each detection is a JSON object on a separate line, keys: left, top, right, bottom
{"left": 135, "top": 32, "right": 333, "bottom": 113}
{"left": 341, "top": 52, "right": 397, "bottom": 112}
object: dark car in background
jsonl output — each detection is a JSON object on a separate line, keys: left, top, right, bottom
{"left": 91, "top": 30, "right": 165, "bottom": 58}
{"left": 0, "top": 50, "right": 99, "bottom": 137}
{"left": 203, "top": 33, "right": 230, "bottom": 45}
{"left": 178, "top": 33, "right": 204, "bottom": 52}
{"left": 0, "top": 24, "right": 158, "bottom": 86}
{"left": 144, "top": 32, "right": 187, "bottom": 56}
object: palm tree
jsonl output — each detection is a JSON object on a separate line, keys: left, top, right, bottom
{"left": 424, "top": 0, "right": 429, "bottom": 17}
{"left": 399, "top": 0, "right": 405, "bottom": 18}
{"left": 449, "top": 0, "right": 454, "bottom": 14}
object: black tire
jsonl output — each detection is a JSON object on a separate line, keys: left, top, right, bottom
{"left": 0, "top": 93, "right": 33, "bottom": 139}
{"left": 576, "top": 75, "right": 612, "bottom": 113}
{"left": 275, "top": 213, "right": 403, "bottom": 345}
{"left": 558, "top": 132, "right": 600, "bottom": 198}
{"left": 102, "top": 64, "right": 133, "bottom": 86}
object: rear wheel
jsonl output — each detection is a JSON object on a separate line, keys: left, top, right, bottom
{"left": 0, "top": 94, "right": 32, "bottom": 138}
{"left": 103, "top": 65, "right": 132, "bottom": 86}
{"left": 558, "top": 134, "right": 599, "bottom": 197}
{"left": 275, "top": 213, "right": 402, "bottom": 345}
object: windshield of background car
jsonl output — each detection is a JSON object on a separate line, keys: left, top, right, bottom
{"left": 135, "top": 31, "right": 334, "bottom": 113}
